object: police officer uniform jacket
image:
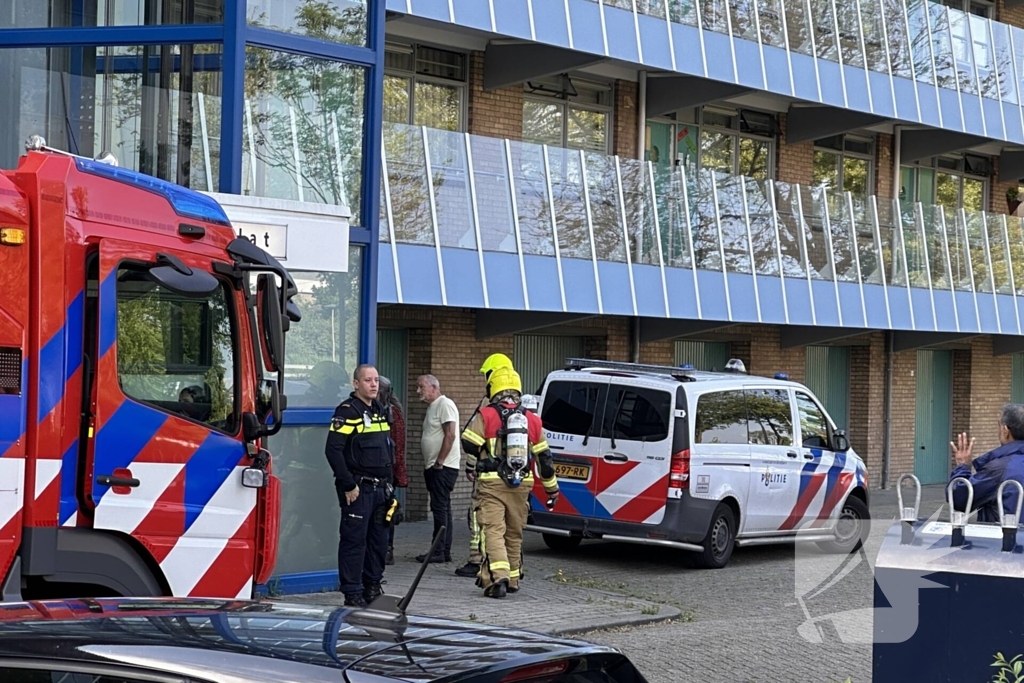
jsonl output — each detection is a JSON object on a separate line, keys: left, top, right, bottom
{"left": 326, "top": 393, "right": 395, "bottom": 492}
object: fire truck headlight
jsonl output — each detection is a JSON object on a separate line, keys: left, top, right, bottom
{"left": 242, "top": 467, "right": 268, "bottom": 489}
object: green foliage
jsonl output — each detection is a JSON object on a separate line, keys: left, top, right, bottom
{"left": 992, "top": 653, "right": 1024, "bottom": 683}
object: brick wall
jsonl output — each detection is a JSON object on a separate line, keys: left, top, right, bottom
{"left": 990, "top": 157, "right": 1017, "bottom": 217}
{"left": 875, "top": 133, "right": 895, "bottom": 199}
{"left": 966, "top": 337, "right": 1012, "bottom": 454}
{"left": 776, "top": 113, "right": 815, "bottom": 186}
{"left": 467, "top": 51, "right": 523, "bottom": 140}
{"left": 887, "top": 350, "right": 918, "bottom": 484}
{"left": 848, "top": 333, "right": 886, "bottom": 486}
{"left": 998, "top": 0, "right": 1024, "bottom": 28}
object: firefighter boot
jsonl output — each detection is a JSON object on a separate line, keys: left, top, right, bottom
{"left": 485, "top": 579, "right": 508, "bottom": 599}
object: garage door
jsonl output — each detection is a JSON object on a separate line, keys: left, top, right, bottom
{"left": 376, "top": 328, "right": 408, "bottom": 408}
{"left": 674, "top": 340, "right": 730, "bottom": 371}
{"left": 1014, "top": 354, "right": 1024, "bottom": 403}
{"left": 514, "top": 334, "right": 584, "bottom": 396}
{"left": 804, "top": 345, "right": 849, "bottom": 430}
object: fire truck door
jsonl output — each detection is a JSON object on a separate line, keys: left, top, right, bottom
{"left": 88, "top": 239, "right": 256, "bottom": 598}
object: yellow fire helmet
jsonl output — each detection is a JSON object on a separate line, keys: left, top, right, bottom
{"left": 486, "top": 366, "right": 522, "bottom": 400}
{"left": 479, "top": 352, "right": 514, "bottom": 378}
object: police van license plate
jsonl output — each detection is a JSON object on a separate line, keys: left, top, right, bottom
{"left": 555, "top": 463, "right": 590, "bottom": 480}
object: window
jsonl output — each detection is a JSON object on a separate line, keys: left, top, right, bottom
{"left": 116, "top": 267, "right": 237, "bottom": 432}
{"left": 0, "top": 668, "right": 166, "bottom": 683}
{"left": 699, "top": 107, "right": 776, "bottom": 179}
{"left": 746, "top": 388, "right": 794, "bottom": 446}
{"left": 248, "top": 0, "right": 366, "bottom": 46}
{"left": 936, "top": 0, "right": 993, "bottom": 18}
{"left": 795, "top": 391, "right": 830, "bottom": 449}
{"left": 602, "top": 387, "right": 672, "bottom": 442}
{"left": 695, "top": 390, "right": 748, "bottom": 445}
{"left": 900, "top": 155, "right": 988, "bottom": 212}
{"left": 384, "top": 43, "right": 467, "bottom": 132}
{"left": 541, "top": 381, "right": 609, "bottom": 437}
{"left": 812, "top": 134, "right": 874, "bottom": 195}
{"left": 2, "top": 0, "right": 223, "bottom": 27}
{"left": 523, "top": 75, "right": 612, "bottom": 153}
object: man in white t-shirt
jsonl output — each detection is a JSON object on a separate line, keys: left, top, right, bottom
{"left": 416, "top": 374, "right": 461, "bottom": 563}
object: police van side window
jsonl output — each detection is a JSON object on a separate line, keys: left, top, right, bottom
{"left": 541, "top": 381, "right": 608, "bottom": 437}
{"left": 602, "top": 387, "right": 671, "bottom": 442}
{"left": 796, "top": 391, "right": 830, "bottom": 449}
{"left": 695, "top": 390, "right": 748, "bottom": 444}
{"left": 745, "top": 388, "right": 794, "bottom": 446}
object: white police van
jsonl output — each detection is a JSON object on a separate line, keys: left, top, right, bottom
{"left": 527, "top": 358, "right": 869, "bottom": 568}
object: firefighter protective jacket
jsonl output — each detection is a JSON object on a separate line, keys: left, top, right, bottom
{"left": 460, "top": 400, "right": 559, "bottom": 495}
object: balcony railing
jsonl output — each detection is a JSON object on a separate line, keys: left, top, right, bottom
{"left": 380, "top": 123, "right": 1024, "bottom": 333}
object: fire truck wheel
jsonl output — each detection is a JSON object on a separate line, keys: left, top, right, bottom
{"left": 690, "top": 503, "right": 736, "bottom": 570}
{"left": 542, "top": 534, "right": 582, "bottom": 552}
{"left": 816, "top": 495, "right": 869, "bottom": 554}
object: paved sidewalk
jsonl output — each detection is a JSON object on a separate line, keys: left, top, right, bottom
{"left": 286, "top": 520, "right": 680, "bottom": 636}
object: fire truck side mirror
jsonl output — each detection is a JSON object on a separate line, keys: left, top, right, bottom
{"left": 243, "top": 412, "right": 261, "bottom": 443}
{"left": 256, "top": 274, "right": 285, "bottom": 373}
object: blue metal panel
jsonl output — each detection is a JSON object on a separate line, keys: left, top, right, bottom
{"left": 597, "top": 262, "right": 636, "bottom": 316}
{"left": 756, "top": 276, "right": 786, "bottom": 324}
{"left": 1004, "top": 102, "right": 1024, "bottom": 143}
{"left": 817, "top": 61, "right": 846, "bottom": 107}
{"left": 385, "top": 0, "right": 405, "bottom": 10}
{"left": 837, "top": 281, "right": 865, "bottom": 328}
{"left": 524, "top": 255, "right": 563, "bottom": 312}
{"left": 441, "top": 249, "right": 486, "bottom": 308}
{"left": 933, "top": 290, "right": 958, "bottom": 331}
{"left": 484, "top": 252, "right": 526, "bottom": 310}
{"left": 811, "top": 280, "right": 840, "bottom": 326}
{"left": 377, "top": 243, "right": 399, "bottom": 304}
{"left": 863, "top": 285, "right": 889, "bottom": 328}
{"left": 784, "top": 279, "right": 815, "bottom": 325}
{"left": 733, "top": 40, "right": 764, "bottom": 90}
{"left": 603, "top": 4, "right": 640, "bottom": 63}
{"left": 843, "top": 66, "right": 871, "bottom": 113}
{"left": 977, "top": 295, "right": 1000, "bottom": 333}
{"left": 887, "top": 288, "right": 914, "bottom": 330}
{"left": 763, "top": 46, "right": 791, "bottom": 96}
{"left": 938, "top": 88, "right": 965, "bottom": 131}
{"left": 533, "top": 0, "right": 571, "bottom": 50}
{"left": 1017, "top": 298, "right": 1024, "bottom": 334}
{"left": 361, "top": 0, "right": 387, "bottom": 364}
{"left": 493, "top": 0, "right": 533, "bottom": 40}
{"left": 632, "top": 264, "right": 667, "bottom": 317}
{"left": 396, "top": 244, "right": 444, "bottom": 305}
{"left": 452, "top": 0, "right": 492, "bottom": 31}
{"left": 726, "top": 273, "right": 759, "bottom": 322}
{"left": 637, "top": 13, "right": 673, "bottom": 70}
{"left": 893, "top": 78, "right": 918, "bottom": 121}
{"left": 561, "top": 258, "right": 601, "bottom": 313}
{"left": 671, "top": 23, "right": 704, "bottom": 76}
{"left": 218, "top": 0, "right": 245, "bottom": 195}
{"left": 917, "top": 83, "right": 942, "bottom": 127}
{"left": 791, "top": 55, "right": 821, "bottom": 102}
{"left": 0, "top": 24, "right": 222, "bottom": 46}
{"left": 703, "top": 32, "right": 735, "bottom": 83}
{"left": 955, "top": 291, "right": 980, "bottom": 332}
{"left": 997, "top": 294, "right": 1019, "bottom": 335}
{"left": 410, "top": 0, "right": 450, "bottom": 22}
{"left": 246, "top": 27, "right": 377, "bottom": 66}
{"left": 869, "top": 71, "right": 896, "bottom": 118}
{"left": 961, "top": 94, "right": 985, "bottom": 136}
{"left": 982, "top": 98, "right": 1004, "bottom": 140}
{"left": 569, "top": 0, "right": 606, "bottom": 57}
{"left": 696, "top": 270, "right": 730, "bottom": 322}
{"left": 665, "top": 268, "right": 700, "bottom": 319}
{"left": 911, "top": 289, "right": 935, "bottom": 330}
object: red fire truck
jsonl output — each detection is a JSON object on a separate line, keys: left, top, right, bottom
{"left": 0, "top": 138, "right": 297, "bottom": 601}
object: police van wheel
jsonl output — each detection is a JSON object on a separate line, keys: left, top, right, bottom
{"left": 816, "top": 495, "right": 869, "bottom": 554}
{"left": 691, "top": 504, "right": 736, "bottom": 569}
{"left": 542, "top": 534, "right": 582, "bottom": 552}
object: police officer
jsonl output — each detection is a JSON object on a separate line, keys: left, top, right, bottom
{"left": 461, "top": 366, "right": 559, "bottom": 598}
{"left": 325, "top": 363, "right": 395, "bottom": 608}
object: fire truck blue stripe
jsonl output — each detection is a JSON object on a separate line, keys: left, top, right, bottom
{"left": 93, "top": 401, "right": 168, "bottom": 503}
{"left": 37, "top": 324, "right": 65, "bottom": 422}
{"left": 59, "top": 439, "right": 79, "bottom": 525}
{"left": 0, "top": 394, "right": 23, "bottom": 454}
{"left": 183, "top": 431, "right": 246, "bottom": 531}
{"left": 64, "top": 291, "right": 84, "bottom": 381}
{"left": 98, "top": 269, "right": 118, "bottom": 358}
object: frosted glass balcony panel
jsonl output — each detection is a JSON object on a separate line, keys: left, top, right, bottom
{"left": 507, "top": 140, "right": 556, "bottom": 257}
{"left": 860, "top": 0, "right": 888, "bottom": 73}
{"left": 882, "top": 0, "right": 913, "bottom": 78}
{"left": 621, "top": 157, "right": 661, "bottom": 266}
{"left": 877, "top": 200, "right": 908, "bottom": 287}
{"left": 746, "top": 178, "right": 782, "bottom": 276}
{"left": 757, "top": 0, "right": 787, "bottom": 48}
{"left": 798, "top": 185, "right": 833, "bottom": 280}
{"left": 693, "top": 168, "right": 725, "bottom": 271}
{"left": 383, "top": 123, "right": 434, "bottom": 246}
{"left": 929, "top": 3, "right": 959, "bottom": 91}
{"left": 834, "top": 1, "right": 864, "bottom": 68}
{"left": 584, "top": 152, "right": 629, "bottom": 263}
{"left": 986, "top": 214, "right": 1013, "bottom": 294}
{"left": 786, "top": 0, "right": 816, "bottom": 56}
{"left": 825, "top": 191, "right": 858, "bottom": 282}
{"left": 906, "top": 0, "right": 935, "bottom": 84}
{"left": 964, "top": 211, "right": 992, "bottom": 292}
{"left": 809, "top": 0, "right": 839, "bottom": 62}
{"left": 426, "top": 127, "right": 476, "bottom": 249}
{"left": 920, "top": 204, "right": 951, "bottom": 290}
{"left": 547, "top": 148, "right": 593, "bottom": 261}
{"left": 773, "top": 181, "right": 811, "bottom": 277}
{"left": 991, "top": 22, "right": 1018, "bottom": 104}
{"left": 850, "top": 194, "right": 882, "bottom": 284}
{"left": 468, "top": 134, "right": 517, "bottom": 253}
{"left": 715, "top": 172, "right": 754, "bottom": 274}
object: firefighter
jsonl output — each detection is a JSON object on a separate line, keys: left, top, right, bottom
{"left": 461, "top": 366, "right": 559, "bottom": 598}
{"left": 456, "top": 353, "right": 515, "bottom": 578}
{"left": 325, "top": 364, "right": 396, "bottom": 608}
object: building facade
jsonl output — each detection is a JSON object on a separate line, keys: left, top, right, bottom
{"left": 11, "top": 0, "right": 1024, "bottom": 592}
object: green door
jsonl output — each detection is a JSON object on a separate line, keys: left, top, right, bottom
{"left": 1012, "top": 354, "right": 1024, "bottom": 404}
{"left": 674, "top": 340, "right": 730, "bottom": 371}
{"left": 915, "top": 350, "right": 953, "bottom": 484}
{"left": 645, "top": 121, "right": 673, "bottom": 166}
{"left": 514, "top": 334, "right": 584, "bottom": 396}
{"left": 376, "top": 328, "right": 409, "bottom": 408}
{"left": 804, "top": 346, "right": 850, "bottom": 430}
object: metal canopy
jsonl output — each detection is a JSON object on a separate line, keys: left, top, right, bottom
{"left": 999, "top": 150, "right": 1024, "bottom": 182}
{"left": 900, "top": 129, "right": 989, "bottom": 163}
{"left": 785, "top": 107, "right": 886, "bottom": 145}
{"left": 638, "top": 319, "right": 735, "bottom": 344}
{"left": 475, "top": 310, "right": 595, "bottom": 339}
{"left": 645, "top": 76, "right": 751, "bottom": 117}
{"left": 779, "top": 326, "right": 869, "bottom": 349}
{"left": 483, "top": 42, "right": 606, "bottom": 91}
{"left": 891, "top": 331, "right": 977, "bottom": 352}
{"left": 992, "top": 335, "right": 1024, "bottom": 356}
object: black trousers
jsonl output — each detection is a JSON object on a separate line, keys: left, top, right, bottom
{"left": 424, "top": 466, "right": 458, "bottom": 558}
{"left": 336, "top": 481, "right": 390, "bottom": 595}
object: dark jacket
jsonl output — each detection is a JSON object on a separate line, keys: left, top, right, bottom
{"left": 325, "top": 393, "right": 395, "bottom": 492}
{"left": 949, "top": 440, "right": 1024, "bottom": 523}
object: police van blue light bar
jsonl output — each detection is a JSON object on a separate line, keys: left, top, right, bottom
{"left": 679, "top": 364, "right": 696, "bottom": 371}
{"left": 74, "top": 158, "right": 231, "bottom": 226}
{"left": 774, "top": 372, "right": 789, "bottom": 380}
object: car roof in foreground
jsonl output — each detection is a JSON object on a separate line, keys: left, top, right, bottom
{"left": 549, "top": 368, "right": 799, "bottom": 390}
{"left": 0, "top": 598, "right": 620, "bottom": 683}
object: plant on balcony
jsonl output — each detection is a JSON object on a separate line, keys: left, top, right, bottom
{"left": 1007, "top": 188, "right": 1023, "bottom": 215}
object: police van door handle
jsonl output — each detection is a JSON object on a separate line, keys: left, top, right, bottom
{"left": 786, "top": 451, "right": 798, "bottom": 459}
{"left": 803, "top": 453, "right": 814, "bottom": 460}
{"left": 603, "top": 453, "right": 629, "bottom": 463}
